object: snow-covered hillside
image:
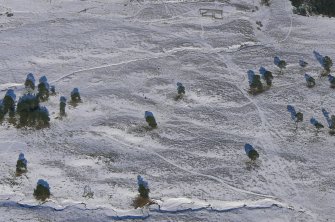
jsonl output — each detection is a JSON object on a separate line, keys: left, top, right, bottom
{"left": 0, "top": 0, "right": 334, "bottom": 221}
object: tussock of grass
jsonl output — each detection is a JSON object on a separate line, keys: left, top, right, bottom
{"left": 132, "top": 195, "right": 154, "bottom": 209}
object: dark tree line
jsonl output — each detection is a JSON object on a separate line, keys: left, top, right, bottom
{"left": 290, "top": 0, "right": 335, "bottom": 17}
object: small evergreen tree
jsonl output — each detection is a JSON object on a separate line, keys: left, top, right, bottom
{"left": 287, "top": 105, "right": 303, "bottom": 131}
{"left": 323, "top": 56, "right": 333, "bottom": 72}
{"left": 259, "top": 67, "right": 273, "bottom": 86}
{"left": 322, "top": 108, "right": 335, "bottom": 134}
{"left": 33, "top": 179, "right": 50, "bottom": 201}
{"left": 287, "top": 105, "right": 303, "bottom": 123}
{"left": 132, "top": 175, "right": 152, "bottom": 208}
{"left": 331, "top": 115, "right": 335, "bottom": 135}
{"left": 248, "top": 70, "right": 263, "bottom": 93}
{"left": 314, "top": 51, "right": 333, "bottom": 75}
{"left": 71, "top": 88, "right": 81, "bottom": 103}
{"left": 16, "top": 153, "right": 27, "bottom": 175}
{"left": 310, "top": 117, "right": 324, "bottom": 130}
{"left": 35, "top": 106, "right": 50, "bottom": 127}
{"left": 299, "top": 59, "right": 308, "bottom": 68}
{"left": 175, "top": 82, "right": 186, "bottom": 100}
{"left": 295, "top": 112, "right": 303, "bottom": 122}
{"left": 25, "top": 73, "right": 35, "bottom": 91}
{"left": 3, "top": 89, "right": 16, "bottom": 115}
{"left": 137, "top": 175, "right": 149, "bottom": 199}
{"left": 60, "top": 96, "right": 66, "bottom": 116}
{"left": 244, "top": 144, "right": 259, "bottom": 161}
{"left": 274, "top": 56, "right": 286, "bottom": 73}
{"left": 177, "top": 82, "right": 185, "bottom": 95}
{"left": 304, "top": 74, "right": 316, "bottom": 87}
{"left": 17, "top": 94, "right": 39, "bottom": 126}
{"left": 251, "top": 75, "right": 263, "bottom": 89}
{"left": 37, "top": 76, "right": 50, "bottom": 102}
{"left": 16, "top": 94, "right": 50, "bottom": 127}
{"left": 328, "top": 75, "right": 335, "bottom": 88}
{"left": 145, "top": 111, "right": 157, "bottom": 128}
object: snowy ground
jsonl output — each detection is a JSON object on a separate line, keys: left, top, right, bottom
{"left": 0, "top": 0, "right": 334, "bottom": 221}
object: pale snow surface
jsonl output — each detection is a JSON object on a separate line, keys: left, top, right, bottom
{"left": 0, "top": 0, "right": 334, "bottom": 221}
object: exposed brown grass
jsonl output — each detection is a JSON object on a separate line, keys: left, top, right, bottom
{"left": 132, "top": 195, "right": 155, "bottom": 209}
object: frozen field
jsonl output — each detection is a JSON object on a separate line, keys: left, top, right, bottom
{"left": 0, "top": 0, "right": 334, "bottom": 221}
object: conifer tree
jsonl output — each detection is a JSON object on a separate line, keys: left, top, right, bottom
{"left": 145, "top": 111, "right": 157, "bottom": 128}
{"left": 274, "top": 56, "right": 286, "bottom": 73}
{"left": 244, "top": 144, "right": 259, "bottom": 161}
{"left": 323, "top": 56, "right": 333, "bottom": 72}
{"left": 25, "top": 73, "right": 35, "bottom": 91}
{"left": 177, "top": 82, "right": 185, "bottom": 95}
{"left": 248, "top": 70, "right": 263, "bottom": 93}
{"left": 16, "top": 153, "right": 27, "bottom": 175}
{"left": 305, "top": 74, "right": 315, "bottom": 87}
{"left": 259, "top": 67, "right": 273, "bottom": 86}
{"left": 34, "top": 179, "right": 50, "bottom": 201}
{"left": 60, "top": 96, "right": 67, "bottom": 116}
{"left": 137, "top": 175, "right": 149, "bottom": 199}
{"left": 299, "top": 59, "right": 308, "bottom": 68}
{"left": 3, "top": 89, "right": 16, "bottom": 115}
{"left": 310, "top": 117, "right": 324, "bottom": 130}
{"left": 322, "top": 108, "right": 335, "bottom": 134}
{"left": 17, "top": 94, "right": 50, "bottom": 127}
{"left": 71, "top": 88, "right": 81, "bottom": 103}
{"left": 37, "top": 76, "right": 50, "bottom": 102}
{"left": 328, "top": 75, "right": 335, "bottom": 88}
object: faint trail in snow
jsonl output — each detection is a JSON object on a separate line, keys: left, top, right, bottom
{"left": 277, "top": 0, "right": 293, "bottom": 43}
{"left": 50, "top": 55, "right": 169, "bottom": 84}
{"left": 217, "top": 53, "right": 317, "bottom": 220}
{"left": 0, "top": 141, "right": 27, "bottom": 157}
{"left": 50, "top": 42, "right": 258, "bottom": 85}
{"left": 97, "top": 129, "right": 277, "bottom": 200}
{"left": 128, "top": 0, "right": 149, "bottom": 23}
{"left": 150, "top": 152, "right": 276, "bottom": 199}
{"left": 160, "top": 0, "right": 172, "bottom": 18}
{"left": 86, "top": 128, "right": 315, "bottom": 218}
{"left": 254, "top": 0, "right": 294, "bottom": 48}
{"left": 200, "top": 18, "right": 205, "bottom": 39}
